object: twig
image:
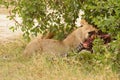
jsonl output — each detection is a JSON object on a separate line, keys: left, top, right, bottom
{"left": 9, "top": 10, "right": 23, "bottom": 27}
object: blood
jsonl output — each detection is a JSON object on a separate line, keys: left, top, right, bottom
{"left": 82, "top": 30, "right": 111, "bottom": 52}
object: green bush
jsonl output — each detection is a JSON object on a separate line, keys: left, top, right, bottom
{"left": 2, "top": 0, "right": 120, "bottom": 40}
{"left": 82, "top": 0, "right": 120, "bottom": 39}
{"left": 3, "top": 0, "right": 82, "bottom": 40}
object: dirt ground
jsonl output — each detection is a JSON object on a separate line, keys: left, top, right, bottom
{"left": 0, "top": 7, "right": 22, "bottom": 43}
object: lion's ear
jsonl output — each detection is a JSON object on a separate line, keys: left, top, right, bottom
{"left": 80, "top": 19, "right": 88, "bottom": 25}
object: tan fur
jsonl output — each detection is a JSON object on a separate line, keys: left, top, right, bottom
{"left": 23, "top": 20, "right": 97, "bottom": 56}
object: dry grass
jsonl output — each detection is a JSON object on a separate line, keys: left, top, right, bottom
{"left": 0, "top": 38, "right": 119, "bottom": 80}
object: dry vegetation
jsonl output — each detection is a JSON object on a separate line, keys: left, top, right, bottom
{"left": 0, "top": 38, "right": 119, "bottom": 80}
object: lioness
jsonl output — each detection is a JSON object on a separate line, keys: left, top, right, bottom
{"left": 23, "top": 20, "right": 97, "bottom": 56}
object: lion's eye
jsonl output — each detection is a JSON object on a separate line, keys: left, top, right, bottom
{"left": 88, "top": 31, "right": 96, "bottom": 37}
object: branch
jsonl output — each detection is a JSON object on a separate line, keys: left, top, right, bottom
{"left": 9, "top": 10, "right": 23, "bottom": 27}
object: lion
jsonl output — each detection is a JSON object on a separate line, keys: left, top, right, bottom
{"left": 23, "top": 19, "right": 97, "bottom": 56}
